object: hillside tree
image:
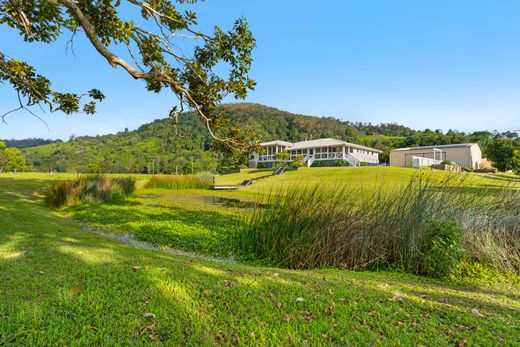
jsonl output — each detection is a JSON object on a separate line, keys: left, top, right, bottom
{"left": 485, "top": 137, "right": 520, "bottom": 172}
{"left": 0, "top": 140, "right": 26, "bottom": 171}
{"left": 0, "top": 0, "right": 258, "bottom": 157}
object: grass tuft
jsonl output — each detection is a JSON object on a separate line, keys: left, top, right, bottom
{"left": 145, "top": 172, "right": 214, "bottom": 190}
{"left": 45, "top": 175, "right": 136, "bottom": 208}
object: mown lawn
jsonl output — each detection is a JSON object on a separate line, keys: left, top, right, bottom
{"left": 1, "top": 176, "right": 519, "bottom": 345}
{"left": 215, "top": 167, "right": 514, "bottom": 195}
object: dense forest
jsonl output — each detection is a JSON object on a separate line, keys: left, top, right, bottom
{"left": 1, "top": 138, "right": 61, "bottom": 148}
{"left": 17, "top": 103, "right": 503, "bottom": 173}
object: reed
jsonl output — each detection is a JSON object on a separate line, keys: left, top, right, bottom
{"left": 145, "top": 172, "right": 214, "bottom": 190}
{"left": 239, "top": 174, "right": 520, "bottom": 275}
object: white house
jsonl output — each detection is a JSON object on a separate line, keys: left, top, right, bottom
{"left": 389, "top": 143, "right": 483, "bottom": 169}
{"left": 249, "top": 138, "right": 382, "bottom": 167}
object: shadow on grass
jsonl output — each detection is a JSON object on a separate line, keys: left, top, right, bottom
{"left": 1, "top": 178, "right": 519, "bottom": 345}
{"left": 65, "top": 194, "right": 240, "bottom": 256}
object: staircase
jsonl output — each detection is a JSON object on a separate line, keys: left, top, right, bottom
{"left": 344, "top": 153, "right": 361, "bottom": 167}
{"left": 305, "top": 155, "right": 316, "bottom": 167}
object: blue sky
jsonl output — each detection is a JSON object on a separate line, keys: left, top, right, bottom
{"left": 1, "top": 0, "right": 520, "bottom": 140}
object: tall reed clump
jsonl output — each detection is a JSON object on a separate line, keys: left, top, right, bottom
{"left": 239, "top": 174, "right": 520, "bottom": 276}
{"left": 145, "top": 172, "right": 214, "bottom": 190}
{"left": 45, "top": 175, "right": 136, "bottom": 208}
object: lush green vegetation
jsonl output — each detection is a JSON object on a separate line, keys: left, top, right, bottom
{"left": 45, "top": 175, "right": 136, "bottom": 208}
{"left": 1, "top": 138, "right": 61, "bottom": 149}
{"left": 20, "top": 103, "right": 508, "bottom": 173}
{"left": 145, "top": 173, "right": 214, "bottom": 190}
{"left": 1, "top": 174, "right": 519, "bottom": 345}
{"left": 239, "top": 175, "right": 520, "bottom": 275}
{"left": 0, "top": 141, "right": 26, "bottom": 172}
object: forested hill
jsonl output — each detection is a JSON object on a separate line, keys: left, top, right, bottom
{"left": 2, "top": 138, "right": 61, "bottom": 148}
{"left": 21, "top": 103, "right": 486, "bottom": 173}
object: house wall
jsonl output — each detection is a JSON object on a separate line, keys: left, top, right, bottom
{"left": 349, "top": 147, "right": 379, "bottom": 164}
{"left": 390, "top": 145, "right": 482, "bottom": 169}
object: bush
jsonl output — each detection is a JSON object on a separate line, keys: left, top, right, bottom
{"left": 239, "top": 175, "right": 520, "bottom": 276}
{"left": 474, "top": 168, "right": 497, "bottom": 173}
{"left": 311, "top": 160, "right": 323, "bottom": 167}
{"left": 420, "top": 220, "right": 465, "bottom": 278}
{"left": 292, "top": 155, "right": 305, "bottom": 168}
{"left": 145, "top": 172, "right": 213, "bottom": 190}
{"left": 335, "top": 159, "right": 347, "bottom": 167}
{"left": 257, "top": 163, "right": 267, "bottom": 169}
{"left": 46, "top": 175, "right": 136, "bottom": 208}
{"left": 441, "top": 160, "right": 453, "bottom": 165}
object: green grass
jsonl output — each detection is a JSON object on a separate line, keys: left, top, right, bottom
{"left": 1, "top": 177, "right": 519, "bottom": 345}
{"left": 68, "top": 189, "right": 241, "bottom": 256}
{"left": 217, "top": 167, "right": 514, "bottom": 195}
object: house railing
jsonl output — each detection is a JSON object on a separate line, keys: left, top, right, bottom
{"left": 259, "top": 152, "right": 362, "bottom": 167}
{"left": 411, "top": 156, "right": 442, "bottom": 168}
{"left": 344, "top": 153, "right": 361, "bottom": 167}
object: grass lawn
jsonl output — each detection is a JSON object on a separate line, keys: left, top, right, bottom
{"left": 216, "top": 167, "right": 514, "bottom": 195}
{"left": 1, "top": 174, "right": 519, "bottom": 345}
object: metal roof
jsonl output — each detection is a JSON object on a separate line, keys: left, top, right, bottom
{"left": 260, "top": 140, "right": 293, "bottom": 147}
{"left": 391, "top": 143, "right": 478, "bottom": 152}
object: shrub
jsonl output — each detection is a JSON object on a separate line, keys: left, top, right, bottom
{"left": 257, "top": 163, "right": 267, "bottom": 169}
{"left": 45, "top": 181, "right": 79, "bottom": 208}
{"left": 292, "top": 155, "right": 305, "bottom": 168}
{"left": 145, "top": 172, "right": 213, "bottom": 190}
{"left": 474, "top": 168, "right": 497, "bottom": 173}
{"left": 311, "top": 160, "right": 323, "bottom": 167}
{"left": 46, "top": 175, "right": 136, "bottom": 208}
{"left": 441, "top": 160, "right": 453, "bottom": 165}
{"left": 420, "top": 220, "right": 465, "bottom": 278}
{"left": 239, "top": 174, "right": 520, "bottom": 276}
{"left": 335, "top": 159, "right": 347, "bottom": 167}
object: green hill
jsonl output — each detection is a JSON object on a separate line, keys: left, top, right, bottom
{"left": 21, "top": 103, "right": 477, "bottom": 173}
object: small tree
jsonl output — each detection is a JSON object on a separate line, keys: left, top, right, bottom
{"left": 486, "top": 137, "right": 520, "bottom": 171}
{"left": 513, "top": 150, "right": 520, "bottom": 176}
{"left": 274, "top": 151, "right": 290, "bottom": 162}
{"left": 292, "top": 155, "right": 305, "bottom": 168}
{"left": 273, "top": 151, "right": 290, "bottom": 169}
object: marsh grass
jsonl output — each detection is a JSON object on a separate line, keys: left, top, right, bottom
{"left": 240, "top": 173, "right": 520, "bottom": 274}
{"left": 145, "top": 172, "right": 214, "bottom": 190}
{"left": 45, "top": 175, "right": 136, "bottom": 208}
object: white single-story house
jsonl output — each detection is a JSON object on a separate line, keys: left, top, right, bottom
{"left": 389, "top": 143, "right": 483, "bottom": 169}
{"left": 249, "top": 138, "right": 382, "bottom": 167}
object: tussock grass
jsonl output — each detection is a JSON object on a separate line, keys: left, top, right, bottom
{"left": 145, "top": 172, "right": 214, "bottom": 190}
{"left": 45, "top": 175, "right": 136, "bottom": 208}
{"left": 240, "top": 173, "right": 520, "bottom": 274}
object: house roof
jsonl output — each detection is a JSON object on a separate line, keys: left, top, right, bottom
{"left": 260, "top": 138, "right": 383, "bottom": 153}
{"left": 260, "top": 140, "right": 293, "bottom": 147}
{"left": 391, "top": 143, "right": 478, "bottom": 152}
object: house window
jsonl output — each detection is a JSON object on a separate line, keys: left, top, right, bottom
{"left": 350, "top": 148, "right": 353, "bottom": 153}
{"left": 297, "top": 150, "right": 301, "bottom": 155}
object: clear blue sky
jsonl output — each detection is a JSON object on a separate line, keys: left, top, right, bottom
{"left": 1, "top": 0, "right": 520, "bottom": 140}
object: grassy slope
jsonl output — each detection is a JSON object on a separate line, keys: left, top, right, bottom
{"left": 1, "top": 177, "right": 519, "bottom": 345}
{"left": 216, "top": 167, "right": 510, "bottom": 194}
